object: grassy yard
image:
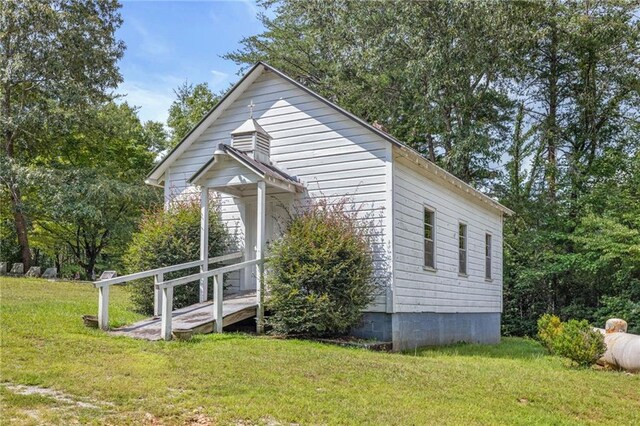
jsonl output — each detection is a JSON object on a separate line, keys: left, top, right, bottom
{"left": 0, "top": 277, "right": 638, "bottom": 425}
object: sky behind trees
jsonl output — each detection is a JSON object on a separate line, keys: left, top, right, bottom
{"left": 115, "top": 0, "right": 266, "bottom": 124}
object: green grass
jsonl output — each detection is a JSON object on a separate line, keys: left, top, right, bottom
{"left": 1, "top": 277, "right": 638, "bottom": 425}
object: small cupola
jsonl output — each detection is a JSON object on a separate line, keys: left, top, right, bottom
{"left": 230, "top": 101, "right": 272, "bottom": 163}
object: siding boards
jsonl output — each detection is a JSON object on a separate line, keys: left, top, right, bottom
{"left": 164, "top": 70, "right": 390, "bottom": 311}
{"left": 392, "top": 154, "right": 503, "bottom": 313}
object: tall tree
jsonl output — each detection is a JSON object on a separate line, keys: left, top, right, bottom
{"left": 226, "top": 0, "right": 522, "bottom": 185}
{"left": 499, "top": 0, "right": 640, "bottom": 335}
{"left": 0, "top": 0, "right": 124, "bottom": 268}
{"left": 143, "top": 120, "right": 170, "bottom": 155}
{"left": 166, "top": 82, "right": 219, "bottom": 148}
{"left": 32, "top": 102, "right": 159, "bottom": 278}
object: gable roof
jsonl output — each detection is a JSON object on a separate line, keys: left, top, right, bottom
{"left": 188, "top": 143, "right": 303, "bottom": 191}
{"left": 146, "top": 62, "right": 513, "bottom": 216}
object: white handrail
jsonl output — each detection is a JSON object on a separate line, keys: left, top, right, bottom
{"left": 158, "top": 257, "right": 267, "bottom": 340}
{"left": 93, "top": 251, "right": 243, "bottom": 288}
{"left": 95, "top": 251, "right": 244, "bottom": 330}
{"left": 156, "top": 258, "right": 263, "bottom": 290}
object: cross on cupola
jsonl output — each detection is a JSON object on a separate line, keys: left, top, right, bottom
{"left": 230, "top": 101, "right": 272, "bottom": 163}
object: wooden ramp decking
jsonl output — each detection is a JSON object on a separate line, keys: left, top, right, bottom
{"left": 110, "top": 292, "right": 257, "bottom": 341}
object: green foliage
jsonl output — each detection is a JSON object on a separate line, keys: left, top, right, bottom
{"left": 266, "top": 199, "right": 382, "bottom": 336}
{"left": 25, "top": 102, "right": 161, "bottom": 278}
{"left": 0, "top": 201, "right": 20, "bottom": 265}
{"left": 536, "top": 314, "right": 563, "bottom": 353}
{"left": 1, "top": 0, "right": 125, "bottom": 267}
{"left": 167, "top": 82, "right": 219, "bottom": 148}
{"left": 502, "top": 151, "right": 640, "bottom": 336}
{"left": 142, "top": 120, "right": 170, "bottom": 155}
{"left": 553, "top": 320, "right": 606, "bottom": 368}
{"left": 537, "top": 315, "right": 606, "bottom": 367}
{"left": 123, "top": 198, "right": 231, "bottom": 315}
{"left": 595, "top": 296, "right": 640, "bottom": 335}
{"left": 227, "top": 0, "right": 519, "bottom": 185}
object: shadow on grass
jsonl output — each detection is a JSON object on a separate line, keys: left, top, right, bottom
{"left": 172, "top": 331, "right": 254, "bottom": 345}
{"left": 409, "top": 337, "right": 547, "bottom": 360}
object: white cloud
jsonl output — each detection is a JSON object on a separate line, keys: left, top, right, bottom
{"left": 116, "top": 81, "right": 174, "bottom": 124}
{"left": 210, "top": 70, "right": 230, "bottom": 90}
{"left": 129, "top": 16, "right": 172, "bottom": 57}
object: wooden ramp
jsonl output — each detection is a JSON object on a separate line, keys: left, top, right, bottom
{"left": 110, "top": 293, "right": 257, "bottom": 341}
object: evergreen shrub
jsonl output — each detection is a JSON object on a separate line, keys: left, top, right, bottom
{"left": 553, "top": 319, "right": 606, "bottom": 367}
{"left": 537, "top": 313, "right": 563, "bottom": 353}
{"left": 123, "top": 198, "right": 230, "bottom": 314}
{"left": 537, "top": 314, "right": 606, "bottom": 367}
{"left": 266, "top": 199, "right": 382, "bottom": 337}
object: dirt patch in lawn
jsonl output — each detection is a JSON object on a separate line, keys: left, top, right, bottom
{"left": 2, "top": 383, "right": 111, "bottom": 409}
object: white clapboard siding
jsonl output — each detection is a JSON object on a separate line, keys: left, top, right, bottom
{"left": 200, "top": 158, "right": 258, "bottom": 188}
{"left": 164, "top": 70, "right": 391, "bottom": 311}
{"left": 392, "top": 153, "right": 503, "bottom": 314}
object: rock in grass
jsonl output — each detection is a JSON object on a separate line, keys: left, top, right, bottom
{"left": 42, "top": 267, "right": 57, "bottom": 279}
{"left": 10, "top": 263, "right": 24, "bottom": 275}
{"left": 25, "top": 266, "right": 41, "bottom": 277}
{"left": 98, "top": 270, "right": 117, "bottom": 281}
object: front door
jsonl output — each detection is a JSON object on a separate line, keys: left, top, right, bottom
{"left": 241, "top": 193, "right": 292, "bottom": 291}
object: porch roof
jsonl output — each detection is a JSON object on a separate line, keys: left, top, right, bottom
{"left": 187, "top": 144, "right": 304, "bottom": 194}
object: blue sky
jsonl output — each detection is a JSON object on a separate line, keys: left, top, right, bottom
{"left": 115, "top": 1, "right": 267, "bottom": 124}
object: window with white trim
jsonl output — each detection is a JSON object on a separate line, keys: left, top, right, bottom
{"left": 424, "top": 209, "right": 435, "bottom": 269}
{"left": 485, "top": 233, "right": 492, "bottom": 279}
{"left": 459, "top": 223, "right": 467, "bottom": 274}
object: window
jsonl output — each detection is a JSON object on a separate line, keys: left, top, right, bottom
{"left": 458, "top": 223, "right": 467, "bottom": 274}
{"left": 424, "top": 209, "right": 435, "bottom": 269}
{"left": 485, "top": 234, "right": 492, "bottom": 279}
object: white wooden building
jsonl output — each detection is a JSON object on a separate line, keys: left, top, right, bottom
{"left": 145, "top": 62, "right": 513, "bottom": 350}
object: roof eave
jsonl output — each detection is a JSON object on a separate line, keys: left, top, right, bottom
{"left": 145, "top": 177, "right": 163, "bottom": 188}
{"left": 395, "top": 145, "right": 514, "bottom": 216}
{"left": 146, "top": 62, "right": 267, "bottom": 184}
{"left": 147, "top": 60, "right": 513, "bottom": 216}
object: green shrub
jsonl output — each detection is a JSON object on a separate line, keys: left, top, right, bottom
{"left": 123, "top": 198, "right": 231, "bottom": 314}
{"left": 537, "top": 314, "right": 563, "bottom": 353}
{"left": 554, "top": 319, "right": 606, "bottom": 367}
{"left": 266, "top": 199, "right": 382, "bottom": 337}
{"left": 537, "top": 314, "right": 606, "bottom": 367}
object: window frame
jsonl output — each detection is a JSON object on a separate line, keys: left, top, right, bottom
{"left": 485, "top": 233, "right": 492, "bottom": 280}
{"left": 458, "top": 222, "right": 468, "bottom": 275}
{"left": 423, "top": 207, "right": 436, "bottom": 271}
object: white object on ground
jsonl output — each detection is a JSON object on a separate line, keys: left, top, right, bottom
{"left": 596, "top": 319, "right": 640, "bottom": 373}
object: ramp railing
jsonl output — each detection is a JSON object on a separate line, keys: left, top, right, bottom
{"left": 93, "top": 251, "right": 244, "bottom": 330}
{"left": 155, "top": 257, "right": 265, "bottom": 340}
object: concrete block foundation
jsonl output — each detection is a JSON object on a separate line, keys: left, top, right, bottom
{"left": 352, "top": 312, "right": 501, "bottom": 351}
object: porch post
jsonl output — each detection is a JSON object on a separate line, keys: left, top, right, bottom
{"left": 256, "top": 180, "right": 266, "bottom": 333}
{"left": 161, "top": 286, "right": 173, "bottom": 340}
{"left": 199, "top": 186, "right": 209, "bottom": 303}
{"left": 213, "top": 273, "right": 223, "bottom": 332}
{"left": 98, "top": 285, "right": 109, "bottom": 330}
{"left": 153, "top": 273, "right": 163, "bottom": 317}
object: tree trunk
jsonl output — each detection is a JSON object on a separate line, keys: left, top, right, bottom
{"left": 3, "top": 79, "right": 32, "bottom": 269}
{"left": 85, "top": 255, "right": 97, "bottom": 281}
{"left": 426, "top": 133, "right": 436, "bottom": 162}
{"left": 55, "top": 252, "right": 62, "bottom": 274}
{"left": 545, "top": 18, "right": 559, "bottom": 202}
{"left": 8, "top": 176, "right": 32, "bottom": 269}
